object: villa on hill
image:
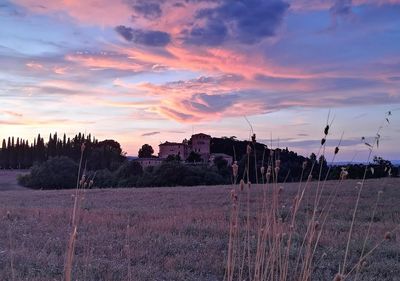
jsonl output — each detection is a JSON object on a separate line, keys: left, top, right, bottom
{"left": 135, "top": 133, "right": 232, "bottom": 168}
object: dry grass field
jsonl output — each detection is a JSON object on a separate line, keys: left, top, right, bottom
{"left": 0, "top": 177, "right": 400, "bottom": 281}
{"left": 0, "top": 170, "right": 28, "bottom": 191}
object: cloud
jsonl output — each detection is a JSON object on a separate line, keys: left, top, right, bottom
{"left": 132, "top": 2, "right": 162, "bottom": 19}
{"left": 329, "top": 0, "right": 354, "bottom": 28}
{"left": 2, "top": 110, "right": 23, "bottom": 117}
{"left": 115, "top": 25, "right": 171, "bottom": 47}
{"left": 141, "top": 131, "right": 160, "bottom": 136}
{"left": 183, "top": 18, "right": 228, "bottom": 46}
{"left": 184, "top": 0, "right": 290, "bottom": 45}
{"left": 182, "top": 93, "right": 239, "bottom": 113}
{"left": 291, "top": 0, "right": 400, "bottom": 11}
{"left": 173, "top": 2, "right": 185, "bottom": 8}
{"left": 330, "top": 0, "right": 352, "bottom": 16}
{"left": 158, "top": 106, "right": 196, "bottom": 122}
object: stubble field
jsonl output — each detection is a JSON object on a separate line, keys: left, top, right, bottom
{"left": 0, "top": 174, "right": 399, "bottom": 281}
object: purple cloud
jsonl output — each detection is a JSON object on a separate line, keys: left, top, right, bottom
{"left": 141, "top": 131, "right": 160, "bottom": 136}
{"left": 115, "top": 25, "right": 171, "bottom": 47}
{"left": 184, "top": 0, "right": 290, "bottom": 45}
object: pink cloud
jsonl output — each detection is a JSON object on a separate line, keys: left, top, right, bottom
{"left": 13, "top": 0, "right": 132, "bottom": 26}
{"left": 65, "top": 53, "right": 145, "bottom": 72}
{"left": 291, "top": 0, "right": 400, "bottom": 11}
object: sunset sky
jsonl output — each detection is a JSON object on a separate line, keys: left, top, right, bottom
{"left": 1, "top": 0, "right": 399, "bottom": 161}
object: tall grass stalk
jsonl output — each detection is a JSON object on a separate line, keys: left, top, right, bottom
{"left": 64, "top": 143, "right": 86, "bottom": 281}
{"left": 341, "top": 114, "right": 389, "bottom": 275}
{"left": 224, "top": 111, "right": 397, "bottom": 281}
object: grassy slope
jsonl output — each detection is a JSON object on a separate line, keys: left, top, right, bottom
{"left": 0, "top": 179, "right": 399, "bottom": 281}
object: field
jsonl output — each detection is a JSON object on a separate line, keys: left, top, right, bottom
{"left": 0, "top": 175, "right": 400, "bottom": 281}
{"left": 0, "top": 170, "right": 28, "bottom": 191}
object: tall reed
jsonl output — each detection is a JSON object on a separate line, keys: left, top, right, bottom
{"left": 64, "top": 142, "right": 86, "bottom": 281}
{"left": 224, "top": 111, "right": 398, "bottom": 281}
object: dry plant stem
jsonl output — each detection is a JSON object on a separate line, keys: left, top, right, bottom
{"left": 314, "top": 134, "right": 343, "bottom": 215}
{"left": 342, "top": 117, "right": 387, "bottom": 275}
{"left": 246, "top": 152, "right": 251, "bottom": 280}
{"left": 311, "top": 178, "right": 343, "bottom": 260}
{"left": 65, "top": 226, "right": 77, "bottom": 281}
{"left": 301, "top": 139, "right": 338, "bottom": 280}
{"left": 72, "top": 147, "right": 84, "bottom": 226}
{"left": 344, "top": 224, "right": 400, "bottom": 280}
{"left": 353, "top": 192, "right": 382, "bottom": 281}
{"left": 293, "top": 144, "right": 324, "bottom": 276}
{"left": 64, "top": 145, "right": 85, "bottom": 281}
{"left": 253, "top": 142, "right": 258, "bottom": 184}
{"left": 281, "top": 166, "right": 307, "bottom": 280}
{"left": 342, "top": 146, "right": 373, "bottom": 274}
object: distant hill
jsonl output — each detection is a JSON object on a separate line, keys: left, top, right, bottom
{"left": 333, "top": 160, "right": 400, "bottom": 167}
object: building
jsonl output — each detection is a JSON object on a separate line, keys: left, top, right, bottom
{"left": 209, "top": 153, "right": 233, "bottom": 166}
{"left": 158, "top": 142, "right": 189, "bottom": 160}
{"left": 135, "top": 157, "right": 163, "bottom": 168}
{"left": 191, "top": 133, "right": 211, "bottom": 162}
{"left": 158, "top": 133, "right": 211, "bottom": 162}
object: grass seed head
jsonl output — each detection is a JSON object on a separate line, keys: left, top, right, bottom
{"left": 246, "top": 144, "right": 252, "bottom": 155}
{"left": 240, "top": 179, "right": 245, "bottom": 191}
{"left": 340, "top": 168, "right": 349, "bottom": 180}
{"left": 324, "top": 124, "right": 330, "bottom": 135}
{"left": 314, "top": 220, "right": 320, "bottom": 230}
{"left": 251, "top": 133, "right": 256, "bottom": 143}
{"left": 232, "top": 161, "right": 239, "bottom": 177}
{"left": 230, "top": 189, "right": 238, "bottom": 202}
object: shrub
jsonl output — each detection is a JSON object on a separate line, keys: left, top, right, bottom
{"left": 89, "top": 169, "right": 116, "bottom": 188}
{"left": 18, "top": 156, "right": 78, "bottom": 189}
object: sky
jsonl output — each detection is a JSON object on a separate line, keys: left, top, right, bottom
{"left": 0, "top": 0, "right": 399, "bottom": 162}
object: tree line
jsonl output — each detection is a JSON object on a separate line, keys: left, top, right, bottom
{"left": 4, "top": 133, "right": 397, "bottom": 189}
{"left": 0, "top": 132, "right": 126, "bottom": 170}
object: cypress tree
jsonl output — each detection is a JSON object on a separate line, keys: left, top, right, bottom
{"left": 1, "top": 139, "right": 7, "bottom": 169}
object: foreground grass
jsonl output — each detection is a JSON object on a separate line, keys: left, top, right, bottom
{"left": 0, "top": 179, "right": 399, "bottom": 281}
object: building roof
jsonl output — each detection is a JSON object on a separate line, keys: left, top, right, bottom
{"left": 191, "top": 133, "right": 211, "bottom": 138}
{"left": 159, "top": 141, "right": 185, "bottom": 146}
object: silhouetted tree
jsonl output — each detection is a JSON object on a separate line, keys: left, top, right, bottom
{"left": 138, "top": 144, "right": 154, "bottom": 158}
{"left": 186, "top": 151, "right": 202, "bottom": 163}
